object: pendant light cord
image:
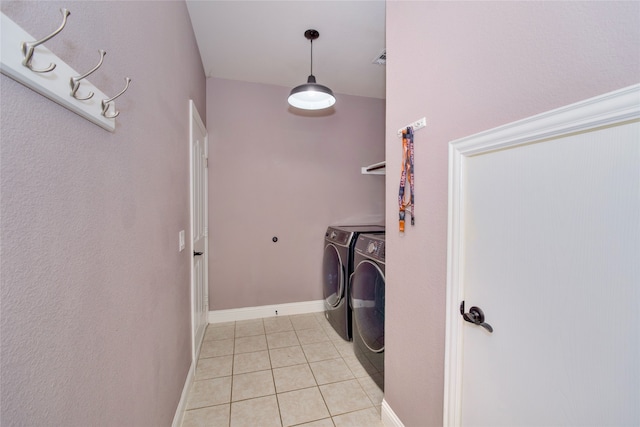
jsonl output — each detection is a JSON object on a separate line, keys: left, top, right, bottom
{"left": 309, "top": 38, "right": 314, "bottom": 76}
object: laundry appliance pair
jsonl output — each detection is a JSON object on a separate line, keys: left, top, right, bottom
{"left": 322, "top": 225, "right": 384, "bottom": 342}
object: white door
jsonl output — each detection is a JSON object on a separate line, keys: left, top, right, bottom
{"left": 444, "top": 85, "right": 640, "bottom": 426}
{"left": 190, "top": 100, "right": 208, "bottom": 361}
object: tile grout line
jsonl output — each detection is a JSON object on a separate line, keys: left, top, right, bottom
{"left": 186, "top": 315, "right": 382, "bottom": 426}
{"left": 228, "top": 320, "right": 236, "bottom": 424}
{"left": 260, "top": 317, "right": 287, "bottom": 427}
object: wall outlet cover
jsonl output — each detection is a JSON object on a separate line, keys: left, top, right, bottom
{"left": 179, "top": 230, "right": 185, "bottom": 251}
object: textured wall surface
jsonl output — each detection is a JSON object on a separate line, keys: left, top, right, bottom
{"left": 206, "top": 77, "right": 385, "bottom": 310}
{"left": 384, "top": 1, "right": 640, "bottom": 425}
{"left": 0, "top": 1, "right": 205, "bottom": 425}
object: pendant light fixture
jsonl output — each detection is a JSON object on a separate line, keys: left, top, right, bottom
{"left": 288, "top": 29, "right": 336, "bottom": 110}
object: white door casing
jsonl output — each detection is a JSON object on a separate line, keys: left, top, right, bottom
{"left": 444, "top": 85, "right": 640, "bottom": 426}
{"left": 190, "top": 100, "right": 208, "bottom": 361}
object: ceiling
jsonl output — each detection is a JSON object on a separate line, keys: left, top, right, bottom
{"left": 185, "top": 1, "right": 386, "bottom": 100}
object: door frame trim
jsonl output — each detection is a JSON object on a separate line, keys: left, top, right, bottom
{"left": 189, "top": 99, "right": 209, "bottom": 362}
{"left": 443, "top": 84, "right": 640, "bottom": 426}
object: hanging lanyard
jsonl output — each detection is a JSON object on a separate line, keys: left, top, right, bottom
{"left": 398, "top": 126, "right": 415, "bottom": 232}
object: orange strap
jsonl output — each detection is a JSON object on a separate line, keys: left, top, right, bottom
{"left": 398, "top": 127, "right": 415, "bottom": 232}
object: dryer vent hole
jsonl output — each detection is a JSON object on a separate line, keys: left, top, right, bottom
{"left": 275, "top": 310, "right": 278, "bottom": 316}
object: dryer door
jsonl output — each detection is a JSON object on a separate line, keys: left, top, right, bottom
{"left": 323, "top": 243, "right": 344, "bottom": 307}
{"left": 351, "top": 260, "right": 385, "bottom": 352}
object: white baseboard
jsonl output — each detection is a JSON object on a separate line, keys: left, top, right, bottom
{"left": 381, "top": 399, "right": 405, "bottom": 427}
{"left": 173, "top": 324, "right": 206, "bottom": 427}
{"left": 208, "top": 300, "right": 325, "bottom": 324}
{"left": 171, "top": 358, "right": 195, "bottom": 427}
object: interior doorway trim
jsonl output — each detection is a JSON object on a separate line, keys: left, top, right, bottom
{"left": 443, "top": 84, "right": 640, "bottom": 425}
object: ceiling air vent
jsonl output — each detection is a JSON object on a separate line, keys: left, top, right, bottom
{"left": 372, "top": 49, "right": 386, "bottom": 66}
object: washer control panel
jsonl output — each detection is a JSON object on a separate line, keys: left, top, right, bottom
{"left": 325, "top": 227, "right": 352, "bottom": 246}
{"left": 355, "top": 234, "right": 385, "bottom": 263}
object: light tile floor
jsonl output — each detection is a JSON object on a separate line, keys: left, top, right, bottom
{"left": 182, "top": 312, "right": 384, "bottom": 427}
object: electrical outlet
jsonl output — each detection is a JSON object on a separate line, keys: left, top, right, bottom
{"left": 179, "top": 230, "right": 185, "bottom": 251}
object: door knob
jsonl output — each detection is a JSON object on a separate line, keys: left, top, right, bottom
{"left": 193, "top": 251, "right": 203, "bottom": 256}
{"left": 460, "top": 301, "right": 493, "bottom": 333}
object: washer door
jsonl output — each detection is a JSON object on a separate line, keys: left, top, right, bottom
{"left": 323, "top": 243, "right": 344, "bottom": 308}
{"left": 351, "top": 260, "right": 385, "bottom": 353}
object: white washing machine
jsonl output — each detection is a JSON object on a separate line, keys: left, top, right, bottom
{"left": 351, "top": 233, "right": 385, "bottom": 390}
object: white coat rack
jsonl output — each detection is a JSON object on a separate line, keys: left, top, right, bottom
{"left": 397, "top": 117, "right": 427, "bottom": 136}
{"left": 0, "top": 10, "right": 131, "bottom": 132}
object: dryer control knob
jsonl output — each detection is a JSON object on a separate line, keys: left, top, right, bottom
{"left": 367, "top": 242, "right": 376, "bottom": 254}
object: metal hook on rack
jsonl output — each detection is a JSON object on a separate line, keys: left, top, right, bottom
{"left": 101, "top": 77, "right": 131, "bottom": 119}
{"left": 21, "top": 8, "right": 70, "bottom": 73}
{"left": 70, "top": 49, "right": 106, "bottom": 100}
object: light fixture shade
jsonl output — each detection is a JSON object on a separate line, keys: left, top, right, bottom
{"left": 288, "top": 75, "right": 336, "bottom": 110}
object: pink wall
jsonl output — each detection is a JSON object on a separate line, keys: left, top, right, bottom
{"left": 385, "top": 1, "right": 640, "bottom": 425}
{"left": 206, "top": 78, "right": 385, "bottom": 309}
{"left": 0, "top": 1, "right": 205, "bottom": 425}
